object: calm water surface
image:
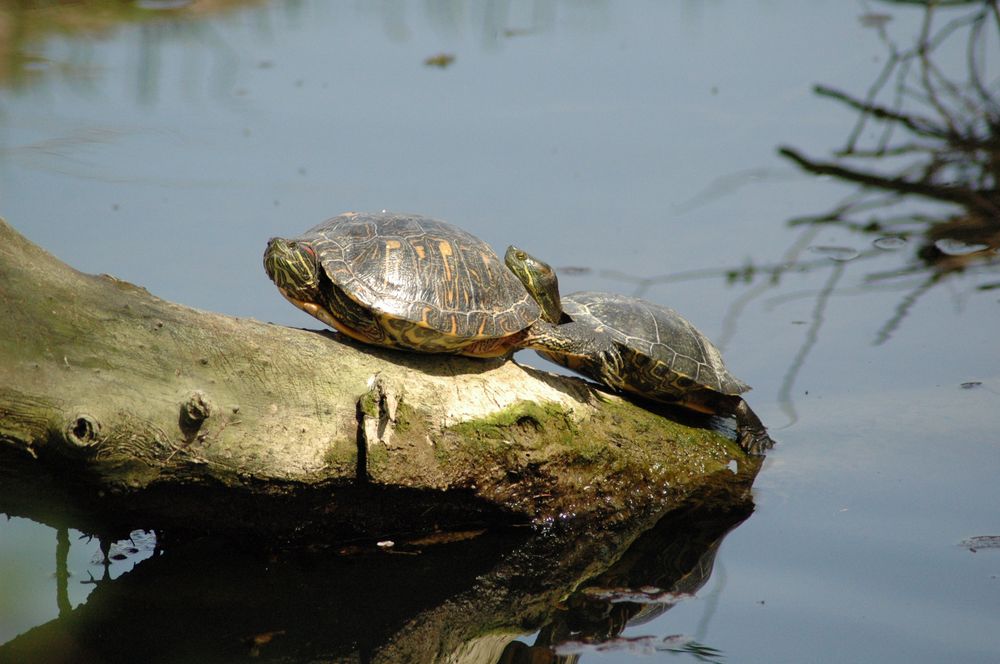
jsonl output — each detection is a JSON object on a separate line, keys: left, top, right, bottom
{"left": 1, "top": 1, "right": 998, "bottom": 662}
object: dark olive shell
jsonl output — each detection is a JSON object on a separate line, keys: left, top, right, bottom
{"left": 557, "top": 291, "right": 750, "bottom": 397}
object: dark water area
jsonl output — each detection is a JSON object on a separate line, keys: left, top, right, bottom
{"left": 1, "top": 1, "right": 998, "bottom": 662}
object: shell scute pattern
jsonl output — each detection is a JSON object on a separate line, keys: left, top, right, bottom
{"left": 564, "top": 292, "right": 749, "bottom": 398}
{"left": 302, "top": 213, "right": 538, "bottom": 343}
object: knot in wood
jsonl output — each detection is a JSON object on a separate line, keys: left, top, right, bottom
{"left": 65, "top": 413, "right": 101, "bottom": 449}
{"left": 180, "top": 391, "right": 212, "bottom": 429}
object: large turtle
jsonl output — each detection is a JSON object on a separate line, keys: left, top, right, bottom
{"left": 505, "top": 247, "right": 774, "bottom": 455}
{"left": 263, "top": 212, "right": 592, "bottom": 358}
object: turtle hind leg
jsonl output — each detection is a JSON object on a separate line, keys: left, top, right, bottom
{"left": 681, "top": 391, "right": 774, "bottom": 456}
{"left": 732, "top": 399, "right": 774, "bottom": 456}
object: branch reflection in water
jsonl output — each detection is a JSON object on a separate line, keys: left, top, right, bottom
{"left": 562, "top": 0, "right": 999, "bottom": 428}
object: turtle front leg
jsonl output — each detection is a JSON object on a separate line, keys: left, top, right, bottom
{"left": 523, "top": 321, "right": 616, "bottom": 362}
{"left": 733, "top": 399, "right": 774, "bottom": 456}
{"left": 593, "top": 346, "right": 627, "bottom": 393}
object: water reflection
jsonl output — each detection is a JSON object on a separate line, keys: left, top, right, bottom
{"left": 777, "top": 1, "right": 999, "bottom": 345}
{"left": 762, "top": 0, "right": 1000, "bottom": 427}
{"left": 780, "top": 1, "right": 999, "bottom": 286}
{"left": 0, "top": 0, "right": 263, "bottom": 90}
{"left": 1, "top": 474, "right": 756, "bottom": 663}
{"left": 505, "top": 497, "right": 750, "bottom": 664}
{"left": 562, "top": 1, "right": 998, "bottom": 427}
{"left": 0, "top": 0, "right": 589, "bottom": 93}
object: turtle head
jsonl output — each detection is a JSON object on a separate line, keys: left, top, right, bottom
{"left": 504, "top": 245, "right": 564, "bottom": 324}
{"left": 263, "top": 237, "right": 322, "bottom": 302}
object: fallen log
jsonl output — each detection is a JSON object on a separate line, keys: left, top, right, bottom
{"left": 0, "top": 218, "right": 754, "bottom": 541}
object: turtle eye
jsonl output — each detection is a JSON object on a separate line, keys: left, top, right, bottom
{"left": 516, "top": 251, "right": 527, "bottom": 261}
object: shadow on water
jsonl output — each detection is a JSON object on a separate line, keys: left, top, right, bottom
{"left": 0, "top": 461, "right": 757, "bottom": 663}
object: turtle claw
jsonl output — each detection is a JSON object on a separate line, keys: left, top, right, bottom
{"left": 733, "top": 399, "right": 774, "bottom": 456}
{"left": 737, "top": 428, "right": 775, "bottom": 456}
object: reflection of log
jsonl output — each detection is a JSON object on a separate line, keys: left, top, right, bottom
{"left": 0, "top": 478, "right": 757, "bottom": 663}
{"left": 0, "top": 219, "right": 750, "bottom": 540}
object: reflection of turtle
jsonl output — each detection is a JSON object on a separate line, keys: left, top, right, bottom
{"left": 263, "top": 212, "right": 598, "bottom": 358}
{"left": 505, "top": 248, "right": 773, "bottom": 454}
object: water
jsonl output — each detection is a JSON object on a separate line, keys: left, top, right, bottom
{"left": 1, "top": 1, "right": 998, "bottom": 662}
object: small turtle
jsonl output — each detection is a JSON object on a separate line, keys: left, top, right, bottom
{"left": 506, "top": 247, "right": 773, "bottom": 455}
{"left": 263, "top": 212, "right": 596, "bottom": 358}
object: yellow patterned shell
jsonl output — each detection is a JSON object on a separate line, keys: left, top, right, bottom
{"left": 299, "top": 212, "right": 540, "bottom": 352}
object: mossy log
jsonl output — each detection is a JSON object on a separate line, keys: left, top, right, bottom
{"left": 0, "top": 218, "right": 754, "bottom": 541}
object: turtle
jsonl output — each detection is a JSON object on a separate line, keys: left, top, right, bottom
{"left": 263, "top": 211, "right": 598, "bottom": 359}
{"left": 504, "top": 246, "right": 773, "bottom": 455}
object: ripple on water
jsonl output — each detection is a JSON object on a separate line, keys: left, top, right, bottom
{"left": 934, "top": 238, "right": 990, "bottom": 256}
{"left": 873, "top": 236, "right": 908, "bottom": 250}
{"left": 809, "top": 245, "right": 860, "bottom": 262}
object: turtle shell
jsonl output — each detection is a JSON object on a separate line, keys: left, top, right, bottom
{"left": 553, "top": 291, "right": 749, "bottom": 398}
{"left": 298, "top": 212, "right": 540, "bottom": 352}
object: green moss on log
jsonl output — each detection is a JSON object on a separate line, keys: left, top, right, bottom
{"left": 322, "top": 440, "right": 358, "bottom": 472}
{"left": 424, "top": 399, "right": 742, "bottom": 523}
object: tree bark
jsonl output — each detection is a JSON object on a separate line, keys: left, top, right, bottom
{"left": 0, "top": 218, "right": 754, "bottom": 541}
